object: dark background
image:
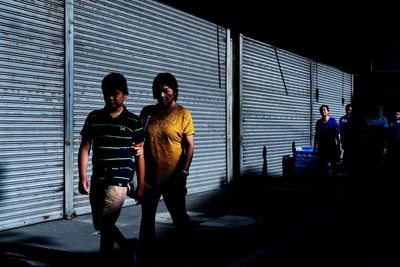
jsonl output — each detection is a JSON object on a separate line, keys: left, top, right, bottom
{"left": 157, "top": 0, "right": 400, "bottom": 117}
{"left": 157, "top": 0, "right": 400, "bottom": 74}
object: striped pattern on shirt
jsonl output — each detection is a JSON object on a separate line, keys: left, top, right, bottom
{"left": 80, "top": 107, "right": 144, "bottom": 186}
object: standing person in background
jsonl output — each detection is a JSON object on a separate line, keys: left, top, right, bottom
{"left": 357, "top": 103, "right": 389, "bottom": 188}
{"left": 363, "top": 104, "right": 388, "bottom": 170}
{"left": 338, "top": 103, "right": 353, "bottom": 170}
{"left": 78, "top": 72, "right": 145, "bottom": 266}
{"left": 138, "top": 72, "right": 195, "bottom": 267}
{"left": 339, "top": 103, "right": 353, "bottom": 136}
{"left": 387, "top": 109, "right": 400, "bottom": 172}
{"left": 313, "top": 105, "right": 341, "bottom": 178}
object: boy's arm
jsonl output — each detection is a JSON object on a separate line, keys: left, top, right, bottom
{"left": 133, "top": 142, "right": 145, "bottom": 200}
{"left": 78, "top": 137, "right": 91, "bottom": 195}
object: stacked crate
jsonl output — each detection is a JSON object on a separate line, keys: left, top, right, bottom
{"left": 295, "top": 146, "right": 317, "bottom": 176}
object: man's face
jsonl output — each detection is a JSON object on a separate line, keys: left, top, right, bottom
{"left": 346, "top": 106, "right": 352, "bottom": 115}
{"left": 320, "top": 107, "right": 329, "bottom": 117}
{"left": 395, "top": 111, "right": 400, "bottom": 120}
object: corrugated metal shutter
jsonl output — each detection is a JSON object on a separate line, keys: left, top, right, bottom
{"left": 312, "top": 62, "right": 353, "bottom": 141}
{"left": 0, "top": 0, "right": 65, "bottom": 230}
{"left": 241, "top": 37, "right": 311, "bottom": 177}
{"left": 73, "top": 0, "right": 227, "bottom": 214}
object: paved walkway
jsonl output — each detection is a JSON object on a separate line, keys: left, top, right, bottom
{"left": 1, "top": 173, "right": 400, "bottom": 267}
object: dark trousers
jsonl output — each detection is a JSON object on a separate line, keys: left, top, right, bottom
{"left": 138, "top": 179, "right": 192, "bottom": 265}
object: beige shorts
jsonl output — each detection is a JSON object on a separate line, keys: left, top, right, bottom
{"left": 89, "top": 183, "right": 127, "bottom": 231}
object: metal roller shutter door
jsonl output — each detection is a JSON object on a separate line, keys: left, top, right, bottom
{"left": 242, "top": 37, "right": 311, "bottom": 177}
{"left": 73, "top": 0, "right": 227, "bottom": 214}
{"left": 0, "top": 0, "right": 65, "bottom": 230}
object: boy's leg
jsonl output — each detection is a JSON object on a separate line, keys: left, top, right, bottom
{"left": 90, "top": 183, "right": 112, "bottom": 265}
{"left": 99, "top": 186, "right": 127, "bottom": 264}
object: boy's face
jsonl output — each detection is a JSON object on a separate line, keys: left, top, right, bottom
{"left": 103, "top": 89, "right": 127, "bottom": 111}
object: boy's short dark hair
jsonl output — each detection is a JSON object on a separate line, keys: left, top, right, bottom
{"left": 102, "top": 72, "right": 128, "bottom": 95}
{"left": 152, "top": 72, "right": 179, "bottom": 101}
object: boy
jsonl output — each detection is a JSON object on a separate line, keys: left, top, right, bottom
{"left": 78, "top": 72, "right": 145, "bottom": 265}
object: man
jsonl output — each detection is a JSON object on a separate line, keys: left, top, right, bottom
{"left": 338, "top": 103, "right": 352, "bottom": 169}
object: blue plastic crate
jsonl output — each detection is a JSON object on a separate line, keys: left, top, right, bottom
{"left": 295, "top": 145, "right": 314, "bottom": 157}
{"left": 295, "top": 146, "right": 317, "bottom": 175}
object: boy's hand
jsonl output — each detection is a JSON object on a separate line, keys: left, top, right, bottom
{"left": 131, "top": 142, "right": 143, "bottom": 156}
{"left": 79, "top": 176, "right": 90, "bottom": 195}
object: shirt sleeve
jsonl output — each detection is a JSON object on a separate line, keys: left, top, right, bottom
{"left": 383, "top": 117, "right": 389, "bottom": 128}
{"left": 131, "top": 112, "right": 145, "bottom": 144}
{"left": 80, "top": 111, "right": 95, "bottom": 138}
{"left": 182, "top": 108, "right": 195, "bottom": 136}
{"left": 133, "top": 127, "right": 145, "bottom": 144}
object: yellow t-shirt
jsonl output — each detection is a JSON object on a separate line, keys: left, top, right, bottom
{"left": 141, "top": 104, "right": 195, "bottom": 188}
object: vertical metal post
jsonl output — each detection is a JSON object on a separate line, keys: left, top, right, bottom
{"left": 225, "top": 29, "right": 234, "bottom": 185}
{"left": 232, "top": 32, "right": 243, "bottom": 179}
{"left": 310, "top": 60, "right": 314, "bottom": 145}
{"left": 64, "top": 0, "right": 74, "bottom": 219}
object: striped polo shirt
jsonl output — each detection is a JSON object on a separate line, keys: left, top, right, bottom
{"left": 80, "top": 106, "right": 144, "bottom": 186}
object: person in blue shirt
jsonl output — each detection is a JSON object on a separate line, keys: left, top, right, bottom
{"left": 338, "top": 103, "right": 353, "bottom": 170}
{"left": 387, "top": 110, "right": 400, "bottom": 168}
{"left": 78, "top": 72, "right": 145, "bottom": 266}
{"left": 362, "top": 104, "right": 388, "bottom": 169}
{"left": 339, "top": 104, "right": 353, "bottom": 134}
{"left": 314, "top": 105, "right": 341, "bottom": 177}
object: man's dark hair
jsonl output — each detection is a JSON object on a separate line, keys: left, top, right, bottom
{"left": 152, "top": 72, "right": 179, "bottom": 101}
{"left": 102, "top": 72, "right": 128, "bottom": 95}
{"left": 319, "top": 104, "right": 329, "bottom": 113}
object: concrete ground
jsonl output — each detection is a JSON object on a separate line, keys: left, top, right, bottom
{"left": 1, "top": 171, "right": 400, "bottom": 267}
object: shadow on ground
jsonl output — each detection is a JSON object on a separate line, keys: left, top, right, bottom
{"left": 2, "top": 169, "right": 400, "bottom": 267}
{"left": 186, "top": 171, "right": 400, "bottom": 267}
{"left": 0, "top": 243, "right": 97, "bottom": 267}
